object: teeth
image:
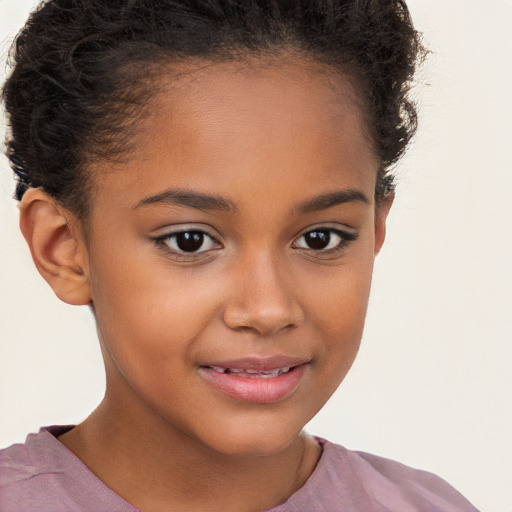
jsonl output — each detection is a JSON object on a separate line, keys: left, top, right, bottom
{"left": 260, "top": 369, "right": 280, "bottom": 375}
{"left": 209, "top": 366, "right": 293, "bottom": 377}
{"left": 211, "top": 366, "right": 228, "bottom": 374}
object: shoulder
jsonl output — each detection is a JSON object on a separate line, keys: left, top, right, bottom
{"left": 271, "top": 438, "right": 479, "bottom": 511}
{"left": 317, "top": 438, "right": 479, "bottom": 511}
{"left": 1, "top": 426, "right": 72, "bottom": 510}
{"left": 0, "top": 426, "right": 137, "bottom": 512}
{"left": 0, "top": 427, "right": 66, "bottom": 485}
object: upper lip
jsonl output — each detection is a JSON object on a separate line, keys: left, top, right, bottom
{"left": 201, "top": 355, "right": 310, "bottom": 371}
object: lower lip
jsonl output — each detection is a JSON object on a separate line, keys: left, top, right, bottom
{"left": 199, "top": 364, "right": 308, "bottom": 403}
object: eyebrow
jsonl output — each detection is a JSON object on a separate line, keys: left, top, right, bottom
{"left": 133, "top": 187, "right": 369, "bottom": 214}
{"left": 295, "top": 189, "right": 369, "bottom": 214}
{"left": 133, "top": 189, "right": 236, "bottom": 212}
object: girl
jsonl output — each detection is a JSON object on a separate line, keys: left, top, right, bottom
{"left": 0, "top": 1, "right": 480, "bottom": 510}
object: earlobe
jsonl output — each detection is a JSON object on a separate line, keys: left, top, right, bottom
{"left": 374, "top": 193, "right": 394, "bottom": 256}
{"left": 19, "top": 188, "right": 91, "bottom": 306}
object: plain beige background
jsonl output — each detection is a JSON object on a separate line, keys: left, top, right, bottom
{"left": 1, "top": 1, "right": 511, "bottom": 511}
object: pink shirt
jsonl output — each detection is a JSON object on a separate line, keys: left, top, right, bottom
{"left": 0, "top": 426, "right": 478, "bottom": 511}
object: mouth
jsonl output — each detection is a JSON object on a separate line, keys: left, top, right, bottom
{"left": 199, "top": 357, "right": 309, "bottom": 403}
{"left": 207, "top": 365, "right": 295, "bottom": 378}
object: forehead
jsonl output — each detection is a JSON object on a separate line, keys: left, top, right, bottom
{"left": 149, "top": 58, "right": 371, "bottom": 156}
{"left": 91, "top": 59, "right": 378, "bottom": 214}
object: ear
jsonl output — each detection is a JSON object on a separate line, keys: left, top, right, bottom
{"left": 19, "top": 188, "right": 91, "bottom": 306}
{"left": 374, "top": 193, "right": 394, "bottom": 256}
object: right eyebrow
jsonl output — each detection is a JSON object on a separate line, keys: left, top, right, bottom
{"left": 132, "top": 188, "right": 236, "bottom": 213}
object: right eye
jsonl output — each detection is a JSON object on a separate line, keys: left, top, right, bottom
{"left": 156, "top": 230, "right": 220, "bottom": 255}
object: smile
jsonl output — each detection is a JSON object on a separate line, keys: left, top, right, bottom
{"left": 209, "top": 366, "right": 293, "bottom": 378}
{"left": 199, "top": 357, "right": 309, "bottom": 403}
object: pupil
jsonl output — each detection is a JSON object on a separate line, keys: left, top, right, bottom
{"left": 305, "top": 230, "right": 330, "bottom": 249}
{"left": 176, "top": 231, "right": 204, "bottom": 252}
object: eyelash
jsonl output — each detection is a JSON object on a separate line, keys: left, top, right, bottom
{"left": 154, "top": 227, "right": 358, "bottom": 260}
{"left": 154, "top": 229, "right": 222, "bottom": 259}
{"left": 292, "top": 228, "right": 358, "bottom": 256}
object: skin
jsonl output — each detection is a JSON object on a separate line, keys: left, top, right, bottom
{"left": 20, "top": 59, "right": 392, "bottom": 512}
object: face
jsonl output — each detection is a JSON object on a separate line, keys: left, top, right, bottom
{"left": 82, "top": 60, "right": 389, "bottom": 456}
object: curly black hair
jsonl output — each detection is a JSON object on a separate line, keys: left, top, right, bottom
{"left": 2, "top": 0, "right": 425, "bottom": 220}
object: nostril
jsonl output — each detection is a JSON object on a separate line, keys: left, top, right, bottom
{"left": 233, "top": 325, "right": 258, "bottom": 334}
{"left": 222, "top": 284, "right": 305, "bottom": 335}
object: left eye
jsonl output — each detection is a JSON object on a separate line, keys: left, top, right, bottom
{"left": 294, "top": 228, "right": 355, "bottom": 251}
{"left": 159, "top": 230, "right": 219, "bottom": 254}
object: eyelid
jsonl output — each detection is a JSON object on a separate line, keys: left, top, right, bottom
{"left": 292, "top": 225, "right": 359, "bottom": 255}
{"left": 152, "top": 223, "right": 221, "bottom": 241}
{"left": 151, "top": 223, "right": 357, "bottom": 260}
{"left": 293, "top": 223, "right": 358, "bottom": 241}
{"left": 152, "top": 225, "right": 223, "bottom": 257}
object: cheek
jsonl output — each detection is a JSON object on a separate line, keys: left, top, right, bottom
{"left": 305, "top": 249, "right": 375, "bottom": 382}
{"left": 90, "top": 258, "right": 220, "bottom": 362}
{"left": 309, "top": 248, "right": 374, "bottom": 331}
{"left": 89, "top": 259, "right": 210, "bottom": 419}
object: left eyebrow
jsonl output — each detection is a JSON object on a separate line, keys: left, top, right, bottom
{"left": 295, "top": 189, "right": 370, "bottom": 214}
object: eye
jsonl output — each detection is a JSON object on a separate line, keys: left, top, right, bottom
{"left": 293, "top": 228, "right": 357, "bottom": 253}
{"left": 156, "top": 230, "right": 220, "bottom": 255}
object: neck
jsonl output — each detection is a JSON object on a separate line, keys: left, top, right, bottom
{"left": 58, "top": 392, "right": 321, "bottom": 512}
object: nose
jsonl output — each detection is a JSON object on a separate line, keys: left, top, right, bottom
{"left": 223, "top": 252, "right": 305, "bottom": 337}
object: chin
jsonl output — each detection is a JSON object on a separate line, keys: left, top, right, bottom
{"left": 194, "top": 414, "right": 305, "bottom": 458}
